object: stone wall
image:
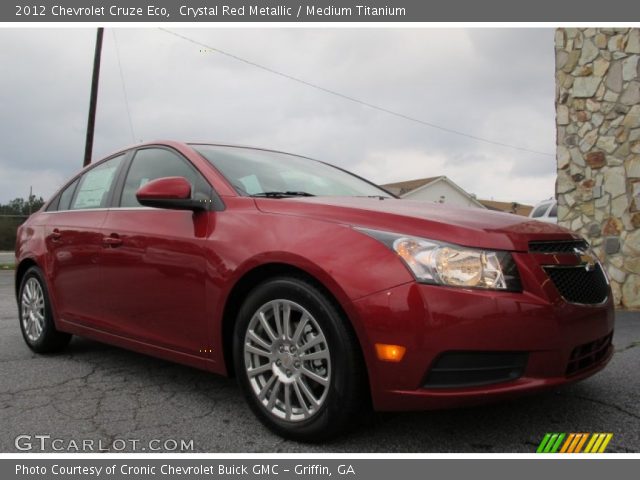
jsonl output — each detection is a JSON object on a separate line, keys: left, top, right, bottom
{"left": 555, "top": 28, "right": 640, "bottom": 307}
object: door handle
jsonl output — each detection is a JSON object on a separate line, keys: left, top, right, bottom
{"left": 102, "top": 234, "right": 123, "bottom": 248}
{"left": 51, "top": 229, "right": 61, "bottom": 241}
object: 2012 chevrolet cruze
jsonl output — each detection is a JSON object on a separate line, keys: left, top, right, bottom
{"left": 15, "top": 141, "right": 614, "bottom": 440}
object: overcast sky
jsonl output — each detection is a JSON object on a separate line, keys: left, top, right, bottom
{"left": 0, "top": 28, "right": 555, "bottom": 205}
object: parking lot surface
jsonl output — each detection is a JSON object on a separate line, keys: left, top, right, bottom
{"left": 0, "top": 271, "right": 638, "bottom": 452}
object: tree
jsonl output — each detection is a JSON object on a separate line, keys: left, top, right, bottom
{"left": 0, "top": 195, "right": 44, "bottom": 216}
{"left": 0, "top": 194, "right": 45, "bottom": 250}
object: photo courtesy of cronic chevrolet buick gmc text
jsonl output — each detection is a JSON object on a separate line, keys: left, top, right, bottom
{"left": 14, "top": 141, "right": 614, "bottom": 441}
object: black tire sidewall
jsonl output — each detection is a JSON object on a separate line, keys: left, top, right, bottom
{"left": 233, "top": 277, "right": 360, "bottom": 441}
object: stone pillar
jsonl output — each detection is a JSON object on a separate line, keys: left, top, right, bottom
{"left": 555, "top": 28, "right": 640, "bottom": 307}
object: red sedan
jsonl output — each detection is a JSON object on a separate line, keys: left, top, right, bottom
{"left": 15, "top": 141, "right": 614, "bottom": 440}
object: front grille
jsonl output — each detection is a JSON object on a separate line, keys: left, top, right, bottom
{"left": 529, "top": 239, "right": 589, "bottom": 254}
{"left": 544, "top": 264, "right": 609, "bottom": 304}
{"left": 423, "top": 352, "right": 528, "bottom": 388}
{"left": 566, "top": 332, "right": 613, "bottom": 376}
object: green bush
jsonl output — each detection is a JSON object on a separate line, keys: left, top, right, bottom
{"left": 0, "top": 217, "right": 25, "bottom": 251}
{"left": 0, "top": 195, "right": 44, "bottom": 251}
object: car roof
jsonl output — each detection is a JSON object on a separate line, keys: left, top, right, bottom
{"left": 118, "top": 140, "right": 313, "bottom": 161}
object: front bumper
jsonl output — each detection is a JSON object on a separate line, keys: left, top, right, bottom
{"left": 352, "top": 252, "right": 615, "bottom": 411}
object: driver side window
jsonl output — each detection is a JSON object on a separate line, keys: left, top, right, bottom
{"left": 119, "top": 148, "right": 210, "bottom": 208}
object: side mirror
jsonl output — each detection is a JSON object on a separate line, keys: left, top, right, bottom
{"left": 135, "top": 177, "right": 205, "bottom": 211}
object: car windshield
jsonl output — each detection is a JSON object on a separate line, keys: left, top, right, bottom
{"left": 192, "top": 144, "right": 393, "bottom": 198}
{"left": 531, "top": 203, "right": 551, "bottom": 218}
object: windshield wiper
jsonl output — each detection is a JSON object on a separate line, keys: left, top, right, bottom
{"left": 250, "top": 191, "right": 316, "bottom": 198}
{"left": 355, "top": 195, "right": 391, "bottom": 200}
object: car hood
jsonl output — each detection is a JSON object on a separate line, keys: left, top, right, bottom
{"left": 254, "top": 196, "right": 578, "bottom": 252}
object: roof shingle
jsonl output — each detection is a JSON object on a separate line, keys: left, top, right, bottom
{"left": 380, "top": 176, "right": 442, "bottom": 195}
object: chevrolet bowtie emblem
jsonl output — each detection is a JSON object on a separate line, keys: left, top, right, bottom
{"left": 574, "top": 247, "right": 596, "bottom": 272}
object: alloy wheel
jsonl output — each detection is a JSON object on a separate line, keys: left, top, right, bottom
{"left": 243, "top": 299, "right": 331, "bottom": 422}
{"left": 21, "top": 277, "right": 46, "bottom": 343}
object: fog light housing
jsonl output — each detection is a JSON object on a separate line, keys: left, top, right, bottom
{"left": 375, "top": 343, "right": 406, "bottom": 362}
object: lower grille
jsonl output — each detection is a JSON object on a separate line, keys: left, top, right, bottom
{"left": 423, "top": 352, "right": 528, "bottom": 388}
{"left": 544, "top": 264, "right": 609, "bottom": 304}
{"left": 566, "top": 332, "right": 613, "bottom": 376}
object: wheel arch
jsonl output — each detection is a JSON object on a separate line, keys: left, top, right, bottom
{"left": 220, "top": 262, "right": 370, "bottom": 394}
{"left": 15, "top": 257, "right": 39, "bottom": 301}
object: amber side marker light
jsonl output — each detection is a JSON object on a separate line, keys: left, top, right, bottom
{"left": 375, "top": 344, "right": 406, "bottom": 362}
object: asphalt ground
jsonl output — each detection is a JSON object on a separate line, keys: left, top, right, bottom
{"left": 0, "top": 271, "right": 638, "bottom": 453}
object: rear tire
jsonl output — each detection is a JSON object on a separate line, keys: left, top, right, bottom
{"left": 18, "top": 266, "right": 71, "bottom": 353}
{"left": 233, "top": 276, "right": 366, "bottom": 441}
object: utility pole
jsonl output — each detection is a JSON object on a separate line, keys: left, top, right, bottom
{"left": 28, "top": 186, "right": 32, "bottom": 216}
{"left": 83, "top": 27, "right": 104, "bottom": 167}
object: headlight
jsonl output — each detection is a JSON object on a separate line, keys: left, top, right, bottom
{"left": 357, "top": 228, "right": 521, "bottom": 291}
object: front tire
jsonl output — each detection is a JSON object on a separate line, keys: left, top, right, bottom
{"left": 18, "top": 266, "right": 71, "bottom": 353}
{"left": 233, "top": 276, "right": 366, "bottom": 441}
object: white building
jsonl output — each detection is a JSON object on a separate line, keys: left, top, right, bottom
{"left": 381, "top": 176, "right": 533, "bottom": 216}
{"left": 381, "top": 176, "right": 486, "bottom": 209}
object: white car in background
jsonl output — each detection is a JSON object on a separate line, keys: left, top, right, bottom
{"left": 529, "top": 199, "right": 557, "bottom": 224}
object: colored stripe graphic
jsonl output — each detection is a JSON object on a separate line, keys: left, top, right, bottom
{"left": 584, "top": 433, "right": 598, "bottom": 453}
{"left": 573, "top": 433, "right": 589, "bottom": 453}
{"left": 537, "top": 433, "right": 612, "bottom": 453}
{"left": 543, "top": 433, "right": 558, "bottom": 453}
{"left": 597, "top": 433, "right": 613, "bottom": 453}
{"left": 536, "top": 433, "right": 552, "bottom": 453}
{"left": 560, "top": 433, "right": 586, "bottom": 453}
{"left": 550, "top": 433, "right": 566, "bottom": 453}
{"left": 560, "top": 433, "right": 575, "bottom": 453}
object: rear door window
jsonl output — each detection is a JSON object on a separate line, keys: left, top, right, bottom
{"left": 57, "top": 179, "right": 79, "bottom": 211}
{"left": 71, "top": 155, "right": 124, "bottom": 210}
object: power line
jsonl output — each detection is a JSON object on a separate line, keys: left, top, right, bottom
{"left": 112, "top": 30, "right": 136, "bottom": 143}
{"left": 159, "top": 28, "right": 553, "bottom": 158}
